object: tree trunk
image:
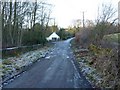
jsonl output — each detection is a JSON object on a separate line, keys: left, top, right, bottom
{"left": 8, "top": 1, "right": 14, "bottom": 46}
{"left": 33, "top": 0, "right": 37, "bottom": 31}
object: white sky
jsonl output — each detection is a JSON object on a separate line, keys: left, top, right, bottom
{"left": 10, "top": 0, "right": 119, "bottom": 27}
{"left": 47, "top": 0, "right": 119, "bottom": 28}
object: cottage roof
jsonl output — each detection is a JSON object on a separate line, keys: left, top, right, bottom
{"left": 48, "top": 32, "right": 60, "bottom": 39}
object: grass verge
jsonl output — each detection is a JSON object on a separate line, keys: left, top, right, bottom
{"left": 71, "top": 39, "right": 119, "bottom": 89}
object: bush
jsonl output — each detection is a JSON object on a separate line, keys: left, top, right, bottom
{"left": 3, "top": 59, "right": 12, "bottom": 65}
{"left": 57, "top": 28, "right": 73, "bottom": 40}
{"left": 75, "top": 29, "right": 94, "bottom": 48}
{"left": 22, "top": 30, "right": 47, "bottom": 46}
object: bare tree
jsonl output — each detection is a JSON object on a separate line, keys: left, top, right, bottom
{"left": 96, "top": 3, "right": 117, "bottom": 24}
{"left": 85, "top": 19, "right": 94, "bottom": 28}
{"left": 2, "top": 0, "right": 53, "bottom": 48}
{"left": 94, "top": 3, "right": 117, "bottom": 43}
{"left": 72, "top": 19, "right": 82, "bottom": 28}
{"left": 7, "top": 1, "right": 13, "bottom": 47}
{"left": 33, "top": 0, "right": 38, "bottom": 31}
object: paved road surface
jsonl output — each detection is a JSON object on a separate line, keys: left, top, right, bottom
{"left": 3, "top": 39, "right": 92, "bottom": 88}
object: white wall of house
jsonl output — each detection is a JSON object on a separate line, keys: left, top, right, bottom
{"left": 46, "top": 32, "right": 60, "bottom": 41}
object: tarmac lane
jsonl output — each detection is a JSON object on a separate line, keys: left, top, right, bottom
{"left": 3, "top": 38, "right": 92, "bottom": 88}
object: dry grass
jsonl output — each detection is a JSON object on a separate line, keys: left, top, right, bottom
{"left": 71, "top": 39, "right": 120, "bottom": 89}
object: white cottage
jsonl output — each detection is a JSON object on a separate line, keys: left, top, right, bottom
{"left": 46, "top": 32, "right": 60, "bottom": 41}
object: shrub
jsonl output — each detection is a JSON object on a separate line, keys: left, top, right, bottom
{"left": 57, "top": 28, "right": 73, "bottom": 40}
{"left": 22, "top": 30, "right": 47, "bottom": 46}
{"left": 2, "top": 59, "right": 12, "bottom": 65}
{"left": 75, "top": 29, "right": 94, "bottom": 48}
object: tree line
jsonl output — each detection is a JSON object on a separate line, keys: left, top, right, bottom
{"left": 1, "top": 0, "right": 53, "bottom": 48}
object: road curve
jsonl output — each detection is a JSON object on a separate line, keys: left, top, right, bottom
{"left": 3, "top": 39, "right": 92, "bottom": 88}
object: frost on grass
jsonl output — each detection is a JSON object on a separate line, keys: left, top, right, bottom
{"left": 0, "top": 59, "right": 2, "bottom": 88}
{"left": 2, "top": 48, "right": 50, "bottom": 82}
{"left": 78, "top": 58, "right": 103, "bottom": 87}
{"left": 45, "top": 56, "right": 51, "bottom": 59}
{"left": 72, "top": 42, "right": 119, "bottom": 88}
{"left": 73, "top": 48, "right": 103, "bottom": 88}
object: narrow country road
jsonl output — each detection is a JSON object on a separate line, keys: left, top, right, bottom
{"left": 3, "top": 39, "right": 92, "bottom": 88}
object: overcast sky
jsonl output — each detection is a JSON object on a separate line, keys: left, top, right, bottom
{"left": 47, "top": 0, "right": 119, "bottom": 28}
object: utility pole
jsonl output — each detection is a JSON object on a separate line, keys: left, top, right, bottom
{"left": 53, "top": 18, "right": 56, "bottom": 32}
{"left": 82, "top": 11, "right": 85, "bottom": 29}
{"left": 54, "top": 18, "right": 55, "bottom": 26}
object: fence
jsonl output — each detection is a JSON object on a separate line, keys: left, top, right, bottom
{"left": 2, "top": 44, "right": 43, "bottom": 58}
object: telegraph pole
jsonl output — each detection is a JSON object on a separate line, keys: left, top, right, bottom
{"left": 82, "top": 11, "right": 85, "bottom": 29}
{"left": 54, "top": 18, "right": 55, "bottom": 26}
{"left": 53, "top": 18, "right": 56, "bottom": 32}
